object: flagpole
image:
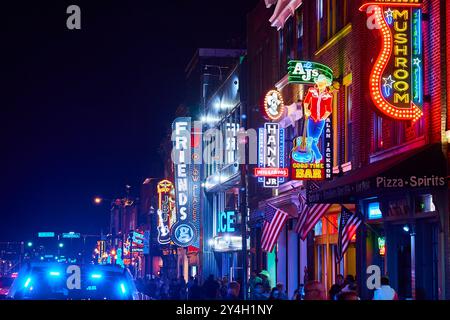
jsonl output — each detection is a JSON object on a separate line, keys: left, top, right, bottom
{"left": 340, "top": 204, "right": 381, "bottom": 237}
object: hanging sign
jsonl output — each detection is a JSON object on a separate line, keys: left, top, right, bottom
{"left": 156, "top": 179, "right": 173, "bottom": 245}
{"left": 288, "top": 60, "right": 333, "bottom": 85}
{"left": 360, "top": 0, "right": 423, "bottom": 121}
{"left": 255, "top": 123, "right": 287, "bottom": 188}
{"left": 171, "top": 118, "right": 199, "bottom": 248}
{"left": 290, "top": 74, "right": 334, "bottom": 181}
{"left": 262, "top": 90, "right": 285, "bottom": 121}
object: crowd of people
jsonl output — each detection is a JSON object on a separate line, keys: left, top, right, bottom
{"left": 134, "top": 270, "right": 398, "bottom": 300}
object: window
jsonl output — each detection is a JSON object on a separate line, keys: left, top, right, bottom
{"left": 317, "top": 0, "right": 351, "bottom": 48}
{"left": 317, "top": 0, "right": 327, "bottom": 46}
{"left": 332, "top": 90, "right": 338, "bottom": 167}
{"left": 286, "top": 17, "right": 295, "bottom": 62}
{"left": 373, "top": 113, "right": 383, "bottom": 152}
{"left": 345, "top": 85, "right": 352, "bottom": 162}
{"left": 279, "top": 29, "right": 284, "bottom": 74}
{"left": 343, "top": 74, "right": 352, "bottom": 163}
{"left": 296, "top": 9, "right": 304, "bottom": 59}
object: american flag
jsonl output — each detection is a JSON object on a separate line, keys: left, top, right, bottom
{"left": 295, "top": 203, "right": 331, "bottom": 240}
{"left": 261, "top": 204, "right": 289, "bottom": 252}
{"left": 336, "top": 206, "right": 363, "bottom": 263}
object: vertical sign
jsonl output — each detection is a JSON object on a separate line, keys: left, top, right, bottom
{"left": 171, "top": 118, "right": 198, "bottom": 248}
{"left": 264, "top": 123, "right": 280, "bottom": 188}
{"left": 191, "top": 125, "right": 202, "bottom": 249}
{"left": 360, "top": 0, "right": 423, "bottom": 121}
{"left": 156, "top": 179, "right": 173, "bottom": 245}
{"left": 324, "top": 119, "right": 333, "bottom": 180}
{"left": 255, "top": 124, "right": 288, "bottom": 187}
{"left": 143, "top": 230, "right": 150, "bottom": 255}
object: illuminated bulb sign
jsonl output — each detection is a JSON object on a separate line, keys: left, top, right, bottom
{"left": 255, "top": 123, "right": 287, "bottom": 188}
{"left": 288, "top": 60, "right": 333, "bottom": 85}
{"left": 262, "top": 90, "right": 285, "bottom": 121}
{"left": 156, "top": 179, "right": 173, "bottom": 245}
{"left": 171, "top": 118, "right": 200, "bottom": 248}
{"left": 360, "top": 0, "right": 423, "bottom": 121}
{"left": 290, "top": 70, "right": 334, "bottom": 181}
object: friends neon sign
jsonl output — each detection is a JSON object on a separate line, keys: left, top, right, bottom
{"left": 171, "top": 118, "right": 198, "bottom": 248}
{"left": 360, "top": 0, "right": 423, "bottom": 121}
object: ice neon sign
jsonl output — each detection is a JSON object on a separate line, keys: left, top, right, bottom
{"left": 360, "top": 0, "right": 423, "bottom": 121}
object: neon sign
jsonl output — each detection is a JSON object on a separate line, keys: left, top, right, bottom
{"left": 288, "top": 60, "right": 333, "bottom": 85}
{"left": 378, "top": 236, "right": 386, "bottom": 256}
{"left": 256, "top": 123, "right": 286, "bottom": 187}
{"left": 291, "top": 74, "right": 334, "bottom": 181}
{"left": 156, "top": 179, "right": 173, "bottom": 245}
{"left": 360, "top": 1, "right": 423, "bottom": 121}
{"left": 217, "top": 211, "right": 236, "bottom": 233}
{"left": 171, "top": 118, "right": 199, "bottom": 248}
{"left": 262, "top": 90, "right": 285, "bottom": 121}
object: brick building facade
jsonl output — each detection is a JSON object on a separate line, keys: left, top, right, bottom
{"left": 246, "top": 0, "right": 450, "bottom": 300}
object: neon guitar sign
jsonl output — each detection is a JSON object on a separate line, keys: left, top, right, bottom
{"left": 360, "top": 1, "right": 423, "bottom": 122}
{"left": 157, "top": 179, "right": 173, "bottom": 245}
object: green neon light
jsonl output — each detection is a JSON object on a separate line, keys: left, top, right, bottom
{"left": 288, "top": 60, "right": 333, "bottom": 85}
{"left": 411, "top": 8, "right": 423, "bottom": 107}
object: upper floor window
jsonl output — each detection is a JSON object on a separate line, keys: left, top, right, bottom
{"left": 279, "top": 29, "right": 284, "bottom": 76}
{"left": 317, "top": 0, "right": 351, "bottom": 48}
{"left": 317, "top": 0, "right": 327, "bottom": 47}
{"left": 296, "top": 9, "right": 304, "bottom": 59}
{"left": 343, "top": 74, "right": 353, "bottom": 164}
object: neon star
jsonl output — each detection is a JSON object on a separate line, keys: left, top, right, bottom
{"left": 384, "top": 8, "right": 394, "bottom": 19}
{"left": 413, "top": 58, "right": 421, "bottom": 66}
{"left": 383, "top": 75, "right": 395, "bottom": 89}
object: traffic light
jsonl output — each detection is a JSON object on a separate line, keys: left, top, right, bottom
{"left": 27, "top": 242, "right": 33, "bottom": 247}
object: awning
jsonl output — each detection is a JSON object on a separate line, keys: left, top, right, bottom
{"left": 309, "top": 144, "right": 447, "bottom": 204}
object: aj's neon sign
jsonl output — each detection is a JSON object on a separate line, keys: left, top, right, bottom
{"left": 360, "top": 0, "right": 423, "bottom": 121}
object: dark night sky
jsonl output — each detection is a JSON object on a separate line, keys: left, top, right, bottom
{"left": 0, "top": 0, "right": 258, "bottom": 241}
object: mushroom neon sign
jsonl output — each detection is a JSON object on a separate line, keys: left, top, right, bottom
{"left": 360, "top": 1, "right": 423, "bottom": 122}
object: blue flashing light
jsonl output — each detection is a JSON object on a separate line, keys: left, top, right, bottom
{"left": 91, "top": 273, "right": 102, "bottom": 279}
{"left": 49, "top": 271, "right": 61, "bottom": 277}
{"left": 58, "top": 243, "right": 64, "bottom": 248}
{"left": 24, "top": 277, "right": 32, "bottom": 288}
{"left": 120, "top": 283, "right": 127, "bottom": 295}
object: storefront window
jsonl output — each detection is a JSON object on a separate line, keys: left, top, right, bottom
{"left": 314, "top": 219, "right": 323, "bottom": 236}
{"left": 415, "top": 194, "right": 436, "bottom": 213}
